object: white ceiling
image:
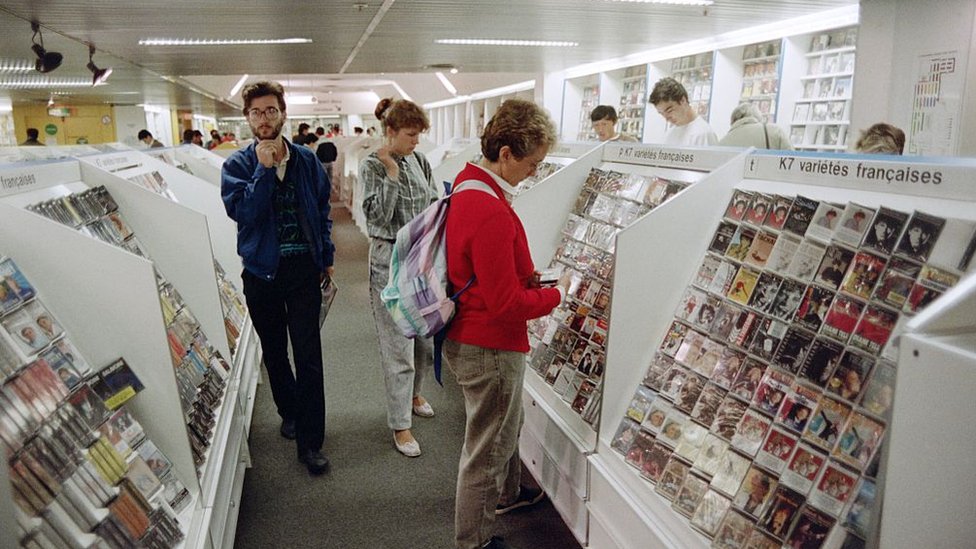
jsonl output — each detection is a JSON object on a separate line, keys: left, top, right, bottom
{"left": 0, "top": 0, "right": 858, "bottom": 117}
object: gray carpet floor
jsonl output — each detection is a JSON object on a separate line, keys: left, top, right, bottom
{"left": 233, "top": 206, "right": 583, "bottom": 549}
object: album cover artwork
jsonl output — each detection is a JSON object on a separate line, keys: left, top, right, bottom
{"left": 690, "top": 382, "right": 728, "bottom": 429}
{"left": 694, "top": 254, "right": 722, "bottom": 289}
{"left": 872, "top": 257, "right": 920, "bottom": 309}
{"left": 744, "top": 230, "right": 778, "bottom": 269}
{"left": 840, "top": 251, "right": 887, "bottom": 300}
{"left": 691, "top": 489, "right": 733, "bottom": 538}
{"left": 833, "top": 412, "right": 885, "bottom": 471}
{"left": 862, "top": 207, "right": 908, "bottom": 256}
{"left": 784, "top": 196, "right": 820, "bottom": 237}
{"left": 729, "top": 359, "right": 767, "bottom": 402}
{"left": 710, "top": 448, "right": 751, "bottom": 497}
{"left": 731, "top": 408, "right": 773, "bottom": 457}
{"left": 710, "top": 347, "right": 746, "bottom": 390}
{"left": 734, "top": 465, "right": 778, "bottom": 518}
{"left": 745, "top": 194, "right": 774, "bottom": 226}
{"left": 834, "top": 203, "right": 875, "bottom": 247}
{"left": 804, "top": 397, "right": 852, "bottom": 451}
{"left": 748, "top": 317, "right": 788, "bottom": 362}
{"left": 2, "top": 309, "right": 50, "bottom": 357}
{"left": 745, "top": 529, "right": 782, "bottom": 549}
{"left": 793, "top": 286, "right": 835, "bottom": 333}
{"left": 725, "top": 190, "right": 754, "bottom": 221}
{"left": 710, "top": 301, "right": 744, "bottom": 342}
{"left": 843, "top": 478, "right": 877, "bottom": 539}
{"left": 625, "top": 429, "right": 657, "bottom": 470}
{"left": 610, "top": 418, "right": 640, "bottom": 455}
{"left": 809, "top": 461, "right": 858, "bottom": 516}
{"left": 642, "top": 353, "right": 674, "bottom": 392}
{"left": 709, "top": 260, "right": 740, "bottom": 297}
{"left": 691, "top": 296, "right": 722, "bottom": 333}
{"left": 752, "top": 368, "right": 792, "bottom": 416}
{"left": 806, "top": 202, "right": 843, "bottom": 242}
{"left": 821, "top": 296, "right": 865, "bottom": 343}
{"left": 660, "top": 321, "right": 690, "bottom": 357}
{"left": 709, "top": 221, "right": 739, "bottom": 255}
{"left": 780, "top": 443, "right": 827, "bottom": 494}
{"left": 772, "top": 327, "right": 815, "bottom": 374}
{"left": 766, "top": 233, "right": 801, "bottom": 273}
{"left": 641, "top": 441, "right": 674, "bottom": 483}
{"left": 673, "top": 472, "right": 710, "bottom": 517}
{"left": 755, "top": 425, "right": 799, "bottom": 474}
{"left": 894, "top": 211, "right": 945, "bottom": 263}
{"left": 727, "top": 267, "right": 760, "bottom": 305}
{"left": 674, "top": 421, "right": 709, "bottom": 463}
{"left": 777, "top": 383, "right": 820, "bottom": 434}
{"left": 749, "top": 272, "right": 784, "bottom": 314}
{"left": 916, "top": 264, "right": 961, "bottom": 293}
{"left": 800, "top": 337, "right": 844, "bottom": 388}
{"left": 814, "top": 244, "right": 856, "bottom": 290}
{"left": 764, "top": 195, "right": 794, "bottom": 231}
{"left": 786, "top": 239, "right": 827, "bottom": 282}
{"left": 658, "top": 412, "right": 688, "bottom": 449}
{"left": 769, "top": 279, "right": 807, "bottom": 320}
{"left": 726, "top": 226, "right": 758, "bottom": 263}
{"left": 693, "top": 433, "right": 729, "bottom": 478}
{"left": 785, "top": 505, "right": 835, "bottom": 547}
{"left": 849, "top": 305, "right": 898, "bottom": 355}
{"left": 711, "top": 396, "right": 749, "bottom": 441}
{"left": 656, "top": 456, "right": 692, "bottom": 501}
{"left": 759, "top": 484, "right": 805, "bottom": 540}
{"left": 859, "top": 360, "right": 896, "bottom": 419}
{"left": 826, "top": 351, "right": 875, "bottom": 403}
{"left": 712, "top": 509, "right": 753, "bottom": 549}
{"left": 642, "top": 399, "right": 673, "bottom": 435}
{"left": 625, "top": 385, "right": 658, "bottom": 424}
{"left": 0, "top": 258, "right": 36, "bottom": 302}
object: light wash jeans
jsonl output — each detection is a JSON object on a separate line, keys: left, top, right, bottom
{"left": 444, "top": 339, "right": 524, "bottom": 549}
{"left": 368, "top": 239, "right": 432, "bottom": 430}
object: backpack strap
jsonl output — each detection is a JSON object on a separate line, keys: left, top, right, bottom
{"left": 432, "top": 179, "right": 495, "bottom": 385}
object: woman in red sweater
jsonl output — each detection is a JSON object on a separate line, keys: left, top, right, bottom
{"left": 444, "top": 99, "right": 571, "bottom": 549}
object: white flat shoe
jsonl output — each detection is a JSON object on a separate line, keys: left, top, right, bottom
{"left": 394, "top": 434, "right": 421, "bottom": 457}
{"left": 412, "top": 401, "right": 435, "bottom": 417}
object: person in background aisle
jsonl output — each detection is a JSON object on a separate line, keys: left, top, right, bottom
{"left": 367, "top": 126, "right": 376, "bottom": 137}
{"left": 292, "top": 122, "right": 311, "bottom": 145}
{"left": 361, "top": 98, "right": 440, "bottom": 458}
{"left": 181, "top": 129, "right": 194, "bottom": 145}
{"left": 590, "top": 105, "right": 638, "bottom": 142}
{"left": 221, "top": 80, "right": 335, "bottom": 476}
{"left": 304, "top": 132, "right": 319, "bottom": 151}
{"left": 315, "top": 126, "right": 326, "bottom": 140}
{"left": 854, "top": 123, "right": 905, "bottom": 154}
{"left": 21, "top": 128, "right": 43, "bottom": 146}
{"left": 354, "top": 126, "right": 365, "bottom": 136}
{"left": 649, "top": 77, "right": 718, "bottom": 146}
{"left": 192, "top": 130, "right": 205, "bottom": 146}
{"left": 718, "top": 103, "right": 793, "bottom": 150}
{"left": 137, "top": 129, "right": 164, "bottom": 148}
{"left": 445, "top": 99, "right": 572, "bottom": 549}
{"left": 206, "top": 129, "right": 221, "bottom": 150}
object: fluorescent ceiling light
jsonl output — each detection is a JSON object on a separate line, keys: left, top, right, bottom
{"left": 139, "top": 38, "right": 312, "bottom": 46}
{"left": 229, "top": 74, "right": 249, "bottom": 98}
{"left": 391, "top": 81, "right": 412, "bottom": 101}
{"left": 0, "top": 77, "right": 107, "bottom": 89}
{"left": 434, "top": 72, "right": 457, "bottom": 95}
{"left": 436, "top": 39, "right": 578, "bottom": 47}
{"left": 0, "top": 59, "right": 35, "bottom": 73}
{"left": 598, "top": 0, "right": 713, "bottom": 4}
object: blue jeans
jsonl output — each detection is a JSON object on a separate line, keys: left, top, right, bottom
{"left": 445, "top": 339, "right": 524, "bottom": 549}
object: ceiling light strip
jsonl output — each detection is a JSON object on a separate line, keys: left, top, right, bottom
{"left": 423, "top": 80, "right": 535, "bottom": 110}
{"left": 436, "top": 39, "right": 578, "bottom": 47}
{"left": 597, "top": 0, "right": 713, "bottom": 5}
{"left": 0, "top": 77, "right": 106, "bottom": 89}
{"left": 0, "top": 59, "right": 36, "bottom": 73}
{"left": 138, "top": 38, "right": 312, "bottom": 46}
{"left": 339, "top": 0, "right": 397, "bottom": 74}
{"left": 434, "top": 72, "right": 457, "bottom": 96}
{"left": 390, "top": 81, "right": 412, "bottom": 102}
{"left": 228, "top": 74, "right": 249, "bottom": 98}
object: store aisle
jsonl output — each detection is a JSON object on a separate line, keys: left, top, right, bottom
{"left": 234, "top": 206, "right": 582, "bottom": 549}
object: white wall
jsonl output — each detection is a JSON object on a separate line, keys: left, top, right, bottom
{"left": 853, "top": 0, "right": 976, "bottom": 155}
{"left": 114, "top": 105, "right": 152, "bottom": 148}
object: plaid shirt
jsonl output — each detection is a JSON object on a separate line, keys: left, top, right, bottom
{"left": 361, "top": 151, "right": 439, "bottom": 240}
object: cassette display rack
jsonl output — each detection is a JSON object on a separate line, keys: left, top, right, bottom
{"left": 606, "top": 187, "right": 972, "bottom": 548}
{"left": 25, "top": 187, "right": 231, "bottom": 479}
{"left": 618, "top": 65, "right": 648, "bottom": 140}
{"left": 670, "top": 53, "right": 715, "bottom": 123}
{"left": 739, "top": 40, "right": 783, "bottom": 123}
{"left": 526, "top": 168, "right": 692, "bottom": 429}
{"left": 1, "top": 256, "right": 187, "bottom": 548}
{"left": 790, "top": 27, "right": 858, "bottom": 151}
{"left": 577, "top": 84, "right": 601, "bottom": 142}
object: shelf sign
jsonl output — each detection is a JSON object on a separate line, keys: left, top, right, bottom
{"left": 549, "top": 141, "right": 599, "bottom": 159}
{"left": 743, "top": 152, "right": 976, "bottom": 201}
{"left": 603, "top": 143, "right": 739, "bottom": 171}
{"left": 48, "top": 107, "right": 71, "bottom": 117}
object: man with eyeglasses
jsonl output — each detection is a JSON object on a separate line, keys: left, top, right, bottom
{"left": 221, "top": 80, "right": 336, "bottom": 475}
{"left": 649, "top": 77, "right": 717, "bottom": 147}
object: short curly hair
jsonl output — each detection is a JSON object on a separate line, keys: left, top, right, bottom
{"left": 855, "top": 123, "right": 905, "bottom": 155}
{"left": 241, "top": 81, "right": 286, "bottom": 114}
{"left": 481, "top": 99, "right": 557, "bottom": 162}
{"left": 375, "top": 98, "right": 430, "bottom": 133}
{"left": 649, "top": 77, "right": 689, "bottom": 105}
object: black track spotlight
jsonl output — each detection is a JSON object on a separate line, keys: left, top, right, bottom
{"left": 87, "top": 44, "right": 112, "bottom": 86}
{"left": 31, "top": 22, "right": 63, "bottom": 73}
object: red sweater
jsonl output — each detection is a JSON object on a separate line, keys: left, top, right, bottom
{"left": 445, "top": 163, "right": 562, "bottom": 352}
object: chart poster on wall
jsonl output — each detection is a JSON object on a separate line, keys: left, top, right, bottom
{"left": 908, "top": 51, "right": 962, "bottom": 157}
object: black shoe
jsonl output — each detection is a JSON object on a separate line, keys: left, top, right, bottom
{"left": 297, "top": 449, "right": 329, "bottom": 475}
{"left": 482, "top": 536, "right": 521, "bottom": 549}
{"left": 279, "top": 418, "right": 296, "bottom": 440}
{"left": 495, "top": 485, "right": 545, "bottom": 515}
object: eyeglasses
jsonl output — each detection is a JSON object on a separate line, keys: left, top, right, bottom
{"left": 246, "top": 107, "right": 281, "bottom": 120}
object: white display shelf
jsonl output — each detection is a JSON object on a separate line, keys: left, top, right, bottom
{"left": 804, "top": 45, "right": 857, "bottom": 58}
{"left": 590, "top": 149, "right": 976, "bottom": 549}
{"left": 800, "top": 71, "right": 855, "bottom": 80}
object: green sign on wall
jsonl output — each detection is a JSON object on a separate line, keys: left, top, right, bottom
{"left": 44, "top": 124, "right": 58, "bottom": 136}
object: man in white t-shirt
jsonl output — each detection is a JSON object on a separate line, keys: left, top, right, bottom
{"left": 649, "top": 77, "right": 717, "bottom": 146}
